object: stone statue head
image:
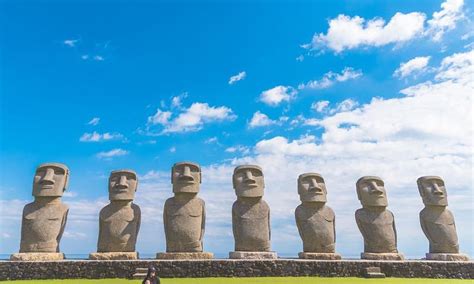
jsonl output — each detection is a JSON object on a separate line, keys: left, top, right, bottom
{"left": 172, "top": 161, "right": 201, "bottom": 193}
{"left": 417, "top": 176, "right": 448, "bottom": 206}
{"left": 298, "top": 173, "right": 327, "bottom": 203}
{"left": 356, "top": 176, "right": 388, "bottom": 207}
{"left": 233, "top": 165, "right": 264, "bottom": 197}
{"left": 108, "top": 170, "right": 138, "bottom": 201}
{"left": 32, "top": 162, "right": 69, "bottom": 197}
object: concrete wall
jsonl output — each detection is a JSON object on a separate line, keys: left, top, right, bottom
{"left": 1, "top": 259, "right": 473, "bottom": 280}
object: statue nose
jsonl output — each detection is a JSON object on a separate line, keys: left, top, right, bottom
{"left": 370, "top": 181, "right": 383, "bottom": 194}
{"left": 179, "top": 166, "right": 194, "bottom": 182}
{"left": 308, "top": 178, "right": 322, "bottom": 192}
{"left": 40, "top": 168, "right": 55, "bottom": 185}
{"left": 432, "top": 182, "right": 443, "bottom": 195}
{"left": 243, "top": 171, "right": 256, "bottom": 184}
{"left": 117, "top": 175, "right": 128, "bottom": 188}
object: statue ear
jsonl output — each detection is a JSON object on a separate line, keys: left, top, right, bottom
{"left": 63, "top": 170, "right": 70, "bottom": 192}
{"left": 232, "top": 175, "right": 236, "bottom": 189}
{"left": 356, "top": 186, "right": 361, "bottom": 200}
{"left": 171, "top": 166, "right": 174, "bottom": 184}
{"left": 199, "top": 170, "right": 202, "bottom": 184}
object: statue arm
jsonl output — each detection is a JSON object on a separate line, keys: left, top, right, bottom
{"left": 419, "top": 211, "right": 434, "bottom": 244}
{"left": 136, "top": 207, "right": 141, "bottom": 241}
{"left": 268, "top": 209, "right": 271, "bottom": 241}
{"left": 295, "top": 209, "right": 303, "bottom": 240}
{"left": 355, "top": 211, "right": 368, "bottom": 240}
{"left": 97, "top": 214, "right": 104, "bottom": 251}
{"left": 391, "top": 212, "right": 398, "bottom": 248}
{"left": 200, "top": 201, "right": 206, "bottom": 242}
{"left": 57, "top": 208, "right": 69, "bottom": 252}
{"left": 232, "top": 204, "right": 237, "bottom": 241}
{"left": 333, "top": 215, "right": 336, "bottom": 244}
{"left": 163, "top": 204, "right": 169, "bottom": 246}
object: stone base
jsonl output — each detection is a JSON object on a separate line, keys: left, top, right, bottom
{"left": 229, "top": 251, "right": 278, "bottom": 259}
{"left": 426, "top": 253, "right": 470, "bottom": 261}
{"left": 10, "top": 253, "right": 65, "bottom": 261}
{"left": 361, "top": 252, "right": 404, "bottom": 260}
{"left": 156, "top": 252, "right": 214, "bottom": 260}
{"left": 88, "top": 252, "right": 138, "bottom": 260}
{"left": 298, "top": 252, "right": 341, "bottom": 260}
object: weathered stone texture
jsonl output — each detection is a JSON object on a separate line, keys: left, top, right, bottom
{"left": 1, "top": 259, "right": 473, "bottom": 280}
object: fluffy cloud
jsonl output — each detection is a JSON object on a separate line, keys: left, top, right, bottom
{"left": 308, "top": 12, "right": 426, "bottom": 53}
{"left": 63, "top": 39, "right": 78, "bottom": 47}
{"left": 259, "top": 86, "right": 296, "bottom": 106}
{"left": 394, "top": 56, "right": 431, "bottom": 78}
{"left": 248, "top": 111, "right": 277, "bottom": 128}
{"left": 228, "top": 71, "right": 246, "bottom": 85}
{"left": 299, "top": 67, "right": 362, "bottom": 90}
{"left": 171, "top": 92, "right": 188, "bottom": 108}
{"left": 87, "top": 117, "right": 100, "bottom": 126}
{"left": 147, "top": 103, "right": 237, "bottom": 134}
{"left": 79, "top": 131, "right": 124, "bottom": 142}
{"left": 96, "top": 148, "right": 129, "bottom": 159}
{"left": 311, "top": 100, "right": 330, "bottom": 113}
{"left": 307, "top": 0, "right": 465, "bottom": 53}
{"left": 427, "top": 0, "right": 464, "bottom": 41}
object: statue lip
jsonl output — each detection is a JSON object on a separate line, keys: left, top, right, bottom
{"left": 176, "top": 181, "right": 195, "bottom": 185}
{"left": 40, "top": 185, "right": 54, "bottom": 190}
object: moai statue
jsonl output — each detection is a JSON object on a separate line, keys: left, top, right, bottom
{"left": 355, "top": 176, "right": 404, "bottom": 260}
{"left": 418, "top": 176, "right": 470, "bottom": 261}
{"left": 229, "top": 165, "right": 277, "bottom": 259}
{"left": 157, "top": 161, "right": 213, "bottom": 259}
{"left": 295, "top": 173, "right": 341, "bottom": 259}
{"left": 10, "top": 163, "right": 70, "bottom": 261}
{"left": 89, "top": 170, "right": 141, "bottom": 260}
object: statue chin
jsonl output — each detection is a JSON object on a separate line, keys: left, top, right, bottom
{"left": 236, "top": 188, "right": 263, "bottom": 198}
{"left": 362, "top": 199, "right": 388, "bottom": 207}
{"left": 300, "top": 194, "right": 326, "bottom": 203}
{"left": 424, "top": 199, "right": 448, "bottom": 206}
{"left": 109, "top": 193, "right": 134, "bottom": 201}
{"left": 173, "top": 184, "right": 199, "bottom": 193}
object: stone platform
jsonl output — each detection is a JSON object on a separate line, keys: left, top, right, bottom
{"left": 9, "top": 253, "right": 64, "bottom": 261}
{"left": 361, "top": 252, "right": 405, "bottom": 260}
{"left": 2, "top": 259, "right": 473, "bottom": 280}
{"left": 89, "top": 252, "right": 138, "bottom": 260}
{"left": 298, "top": 252, "right": 341, "bottom": 260}
{"left": 229, "top": 251, "right": 277, "bottom": 259}
{"left": 156, "top": 252, "right": 214, "bottom": 259}
{"left": 426, "top": 253, "right": 470, "bottom": 261}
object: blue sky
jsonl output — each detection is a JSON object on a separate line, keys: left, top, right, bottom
{"left": 0, "top": 0, "right": 473, "bottom": 258}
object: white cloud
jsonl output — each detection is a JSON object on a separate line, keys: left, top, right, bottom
{"left": 228, "top": 71, "right": 246, "bottom": 85}
{"left": 308, "top": 12, "right": 426, "bottom": 53}
{"left": 248, "top": 111, "right": 277, "bottom": 128}
{"left": 299, "top": 67, "right": 362, "bottom": 90}
{"left": 305, "top": 0, "right": 466, "bottom": 53}
{"left": 147, "top": 109, "right": 172, "bottom": 125}
{"left": 329, "top": 99, "right": 359, "bottom": 114}
{"left": 87, "top": 117, "right": 100, "bottom": 126}
{"left": 171, "top": 92, "right": 188, "bottom": 108}
{"left": 63, "top": 39, "right": 78, "bottom": 47}
{"left": 169, "top": 147, "right": 176, "bottom": 153}
{"left": 96, "top": 148, "right": 129, "bottom": 159}
{"left": 205, "top": 137, "right": 219, "bottom": 144}
{"left": 260, "top": 86, "right": 296, "bottom": 106}
{"left": 79, "top": 131, "right": 124, "bottom": 142}
{"left": 147, "top": 103, "right": 236, "bottom": 134}
{"left": 225, "top": 145, "right": 250, "bottom": 155}
{"left": 311, "top": 100, "right": 330, "bottom": 113}
{"left": 427, "top": 0, "right": 464, "bottom": 41}
{"left": 81, "top": 55, "right": 89, "bottom": 60}
{"left": 296, "top": 55, "right": 305, "bottom": 62}
{"left": 394, "top": 56, "right": 431, "bottom": 78}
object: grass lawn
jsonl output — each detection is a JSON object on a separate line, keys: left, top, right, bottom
{"left": 2, "top": 278, "right": 473, "bottom": 283}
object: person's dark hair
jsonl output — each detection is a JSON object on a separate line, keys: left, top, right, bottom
{"left": 142, "top": 266, "right": 159, "bottom": 284}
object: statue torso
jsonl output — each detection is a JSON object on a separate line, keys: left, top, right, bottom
{"left": 420, "top": 207, "right": 458, "bottom": 253}
{"left": 295, "top": 204, "right": 335, "bottom": 252}
{"left": 233, "top": 199, "right": 270, "bottom": 251}
{"left": 355, "top": 208, "right": 397, "bottom": 253}
{"left": 98, "top": 203, "right": 140, "bottom": 252}
{"left": 164, "top": 197, "right": 204, "bottom": 252}
{"left": 20, "top": 201, "right": 69, "bottom": 252}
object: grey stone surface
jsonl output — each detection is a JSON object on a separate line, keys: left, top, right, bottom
{"left": 96, "top": 170, "right": 141, "bottom": 254}
{"left": 355, "top": 176, "right": 402, "bottom": 258}
{"left": 361, "top": 252, "right": 404, "bottom": 260}
{"left": 16, "top": 163, "right": 70, "bottom": 255}
{"left": 229, "top": 251, "right": 277, "bottom": 259}
{"left": 418, "top": 176, "right": 469, "bottom": 261}
{"left": 9, "top": 253, "right": 64, "bottom": 261}
{"left": 156, "top": 252, "right": 213, "bottom": 259}
{"left": 298, "top": 252, "right": 341, "bottom": 260}
{"left": 89, "top": 252, "right": 138, "bottom": 260}
{"left": 1, "top": 259, "right": 473, "bottom": 280}
{"left": 295, "top": 173, "right": 338, "bottom": 255}
{"left": 426, "top": 253, "right": 470, "bottom": 261}
{"left": 231, "top": 165, "right": 272, "bottom": 253}
{"left": 163, "top": 162, "right": 209, "bottom": 254}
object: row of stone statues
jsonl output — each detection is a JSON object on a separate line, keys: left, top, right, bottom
{"left": 10, "top": 162, "right": 470, "bottom": 261}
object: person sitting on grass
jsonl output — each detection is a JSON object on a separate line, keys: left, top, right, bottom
{"left": 143, "top": 266, "right": 160, "bottom": 284}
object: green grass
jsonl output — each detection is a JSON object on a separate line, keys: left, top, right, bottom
{"left": 2, "top": 278, "right": 473, "bottom": 283}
